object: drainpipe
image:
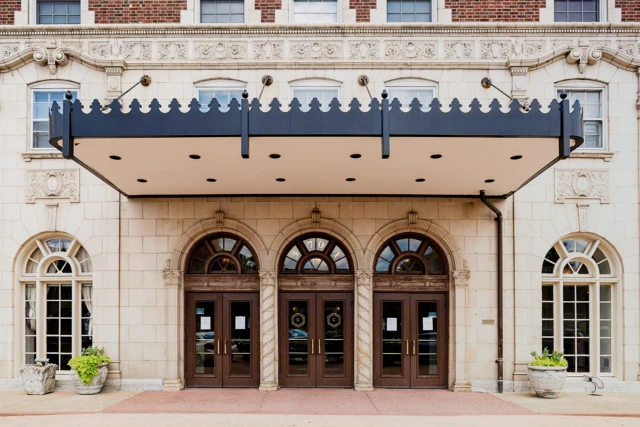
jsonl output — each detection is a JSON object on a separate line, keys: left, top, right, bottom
{"left": 480, "top": 190, "right": 504, "bottom": 394}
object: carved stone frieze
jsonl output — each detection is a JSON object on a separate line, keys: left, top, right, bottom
{"left": 617, "top": 40, "right": 637, "bottom": 57}
{"left": 62, "top": 41, "right": 82, "bottom": 51}
{"left": 444, "top": 41, "right": 474, "bottom": 60}
{"left": 90, "top": 42, "right": 110, "bottom": 58}
{"left": 290, "top": 42, "right": 342, "bottom": 59}
{"left": 555, "top": 169, "right": 609, "bottom": 203}
{"left": 566, "top": 40, "right": 602, "bottom": 74}
{"left": 1, "top": 43, "right": 19, "bottom": 58}
{"left": 523, "top": 41, "right": 545, "bottom": 57}
{"left": 481, "top": 41, "right": 511, "bottom": 59}
{"left": 348, "top": 41, "right": 378, "bottom": 60}
{"left": 159, "top": 42, "right": 188, "bottom": 60}
{"left": 384, "top": 41, "right": 436, "bottom": 59}
{"left": 26, "top": 169, "right": 79, "bottom": 204}
{"left": 254, "top": 42, "right": 283, "bottom": 60}
{"left": 123, "top": 42, "right": 152, "bottom": 60}
{"left": 194, "top": 42, "right": 246, "bottom": 60}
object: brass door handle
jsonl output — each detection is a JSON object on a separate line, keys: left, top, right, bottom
{"left": 412, "top": 340, "right": 416, "bottom": 356}
{"left": 311, "top": 339, "right": 315, "bottom": 355}
{"left": 318, "top": 339, "right": 322, "bottom": 355}
{"left": 405, "top": 340, "right": 409, "bottom": 355}
{"left": 224, "top": 339, "right": 227, "bottom": 355}
{"left": 217, "top": 339, "right": 220, "bottom": 355}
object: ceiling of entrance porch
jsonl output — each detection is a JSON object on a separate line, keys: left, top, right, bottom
{"left": 74, "top": 135, "right": 558, "bottom": 197}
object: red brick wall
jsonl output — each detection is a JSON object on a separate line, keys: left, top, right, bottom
{"left": 254, "top": 0, "right": 281, "bottom": 23}
{"left": 351, "top": 0, "right": 377, "bottom": 22}
{"left": 617, "top": 0, "right": 640, "bottom": 22}
{"left": 445, "top": 0, "right": 545, "bottom": 21}
{"left": 0, "top": 0, "right": 19, "bottom": 25}
{"left": 89, "top": 0, "right": 186, "bottom": 24}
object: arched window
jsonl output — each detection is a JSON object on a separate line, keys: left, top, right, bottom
{"left": 541, "top": 236, "right": 617, "bottom": 377}
{"left": 195, "top": 80, "right": 246, "bottom": 112}
{"left": 385, "top": 79, "right": 437, "bottom": 112}
{"left": 20, "top": 235, "right": 93, "bottom": 370}
{"left": 186, "top": 234, "right": 258, "bottom": 274}
{"left": 374, "top": 234, "right": 446, "bottom": 275}
{"left": 280, "top": 234, "right": 352, "bottom": 274}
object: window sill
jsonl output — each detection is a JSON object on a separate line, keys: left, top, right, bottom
{"left": 22, "top": 151, "right": 64, "bottom": 162}
{"left": 570, "top": 151, "right": 614, "bottom": 162}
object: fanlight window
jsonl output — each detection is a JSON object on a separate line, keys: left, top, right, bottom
{"left": 280, "top": 234, "right": 352, "bottom": 274}
{"left": 24, "top": 238, "right": 92, "bottom": 275}
{"left": 187, "top": 234, "right": 258, "bottom": 274}
{"left": 542, "top": 238, "right": 611, "bottom": 276}
{"left": 375, "top": 234, "right": 445, "bottom": 275}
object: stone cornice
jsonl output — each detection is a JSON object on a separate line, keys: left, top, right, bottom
{"left": 1, "top": 23, "right": 640, "bottom": 37}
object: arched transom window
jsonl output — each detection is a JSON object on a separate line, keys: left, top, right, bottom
{"left": 187, "top": 234, "right": 258, "bottom": 274}
{"left": 20, "top": 236, "right": 93, "bottom": 370}
{"left": 541, "top": 236, "right": 617, "bottom": 377}
{"left": 280, "top": 234, "right": 352, "bottom": 274}
{"left": 375, "top": 234, "right": 446, "bottom": 275}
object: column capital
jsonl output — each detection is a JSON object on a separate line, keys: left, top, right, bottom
{"left": 162, "top": 269, "right": 183, "bottom": 287}
{"left": 259, "top": 270, "right": 277, "bottom": 286}
{"left": 355, "top": 270, "right": 373, "bottom": 287}
{"left": 451, "top": 260, "right": 470, "bottom": 287}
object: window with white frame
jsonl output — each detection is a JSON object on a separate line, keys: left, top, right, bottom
{"left": 200, "top": 0, "right": 244, "bottom": 23}
{"left": 20, "top": 236, "right": 93, "bottom": 370}
{"left": 557, "top": 86, "right": 605, "bottom": 150}
{"left": 293, "top": 0, "right": 338, "bottom": 23}
{"left": 291, "top": 81, "right": 341, "bottom": 112}
{"left": 36, "top": 0, "right": 81, "bottom": 24}
{"left": 387, "top": 0, "right": 432, "bottom": 22}
{"left": 196, "top": 81, "right": 245, "bottom": 112}
{"left": 386, "top": 80, "right": 437, "bottom": 112}
{"left": 31, "top": 85, "right": 78, "bottom": 150}
{"left": 541, "top": 237, "right": 617, "bottom": 376}
{"left": 554, "top": 0, "right": 599, "bottom": 22}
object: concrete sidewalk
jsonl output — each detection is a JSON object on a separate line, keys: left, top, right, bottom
{"left": 495, "top": 392, "right": 640, "bottom": 416}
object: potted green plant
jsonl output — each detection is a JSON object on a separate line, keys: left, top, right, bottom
{"left": 68, "top": 347, "right": 111, "bottom": 395}
{"left": 528, "top": 348, "right": 568, "bottom": 399}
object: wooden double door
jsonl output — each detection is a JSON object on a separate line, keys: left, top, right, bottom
{"left": 373, "top": 293, "right": 448, "bottom": 388}
{"left": 186, "top": 292, "right": 259, "bottom": 387}
{"left": 279, "top": 292, "right": 353, "bottom": 387}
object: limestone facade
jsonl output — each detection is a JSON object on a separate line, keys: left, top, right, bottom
{"left": 0, "top": 23, "right": 639, "bottom": 393}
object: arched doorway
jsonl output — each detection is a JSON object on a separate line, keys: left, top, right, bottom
{"left": 278, "top": 233, "right": 354, "bottom": 387}
{"left": 372, "top": 233, "right": 449, "bottom": 388}
{"left": 183, "top": 233, "right": 260, "bottom": 387}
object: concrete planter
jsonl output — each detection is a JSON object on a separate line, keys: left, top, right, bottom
{"left": 527, "top": 365, "right": 568, "bottom": 398}
{"left": 71, "top": 363, "right": 109, "bottom": 395}
{"left": 19, "top": 362, "right": 58, "bottom": 395}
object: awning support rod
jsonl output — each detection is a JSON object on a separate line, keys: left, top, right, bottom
{"left": 101, "top": 75, "right": 151, "bottom": 111}
{"left": 481, "top": 77, "right": 530, "bottom": 112}
{"left": 480, "top": 190, "right": 504, "bottom": 394}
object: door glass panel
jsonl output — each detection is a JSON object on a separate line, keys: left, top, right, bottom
{"left": 381, "top": 301, "right": 403, "bottom": 377}
{"left": 195, "top": 301, "right": 215, "bottom": 375}
{"left": 230, "top": 301, "right": 251, "bottom": 377}
{"left": 288, "top": 301, "right": 309, "bottom": 376}
{"left": 323, "top": 300, "right": 344, "bottom": 376}
{"left": 418, "top": 301, "right": 438, "bottom": 376}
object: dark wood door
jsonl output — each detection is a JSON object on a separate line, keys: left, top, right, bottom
{"left": 374, "top": 293, "right": 447, "bottom": 388}
{"left": 186, "top": 292, "right": 259, "bottom": 387}
{"left": 279, "top": 292, "right": 353, "bottom": 387}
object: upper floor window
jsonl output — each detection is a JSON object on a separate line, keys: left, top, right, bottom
{"left": 293, "top": 0, "right": 338, "bottom": 23}
{"left": 374, "top": 234, "right": 446, "bottom": 275}
{"left": 291, "top": 80, "right": 341, "bottom": 112}
{"left": 200, "top": 0, "right": 244, "bottom": 23}
{"left": 196, "top": 80, "right": 245, "bottom": 112}
{"left": 386, "top": 80, "right": 437, "bottom": 112}
{"left": 387, "top": 0, "right": 432, "bottom": 22}
{"left": 31, "top": 86, "right": 78, "bottom": 150}
{"left": 557, "top": 86, "right": 605, "bottom": 150}
{"left": 280, "top": 234, "right": 352, "bottom": 274}
{"left": 554, "top": 0, "right": 599, "bottom": 22}
{"left": 37, "top": 0, "right": 81, "bottom": 24}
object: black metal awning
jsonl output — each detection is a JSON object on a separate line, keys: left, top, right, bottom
{"left": 49, "top": 93, "right": 583, "bottom": 198}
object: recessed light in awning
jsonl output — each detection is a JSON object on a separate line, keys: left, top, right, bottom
{"left": 276, "top": 178, "right": 286, "bottom": 182}
{"left": 350, "top": 154, "right": 362, "bottom": 159}
{"left": 511, "top": 155, "right": 523, "bottom": 160}
{"left": 189, "top": 154, "right": 201, "bottom": 159}
{"left": 416, "top": 178, "right": 425, "bottom": 182}
{"left": 137, "top": 179, "right": 147, "bottom": 183}
{"left": 346, "top": 178, "right": 356, "bottom": 182}
{"left": 206, "top": 178, "right": 216, "bottom": 182}
{"left": 431, "top": 154, "right": 442, "bottom": 159}
{"left": 269, "top": 154, "right": 281, "bottom": 159}
{"left": 109, "top": 155, "right": 121, "bottom": 160}
{"left": 485, "top": 179, "right": 495, "bottom": 183}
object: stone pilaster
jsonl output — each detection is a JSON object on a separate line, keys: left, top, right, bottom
{"left": 451, "top": 262, "right": 471, "bottom": 392}
{"left": 354, "top": 270, "right": 374, "bottom": 391}
{"left": 162, "top": 268, "right": 184, "bottom": 392}
{"left": 259, "top": 270, "right": 278, "bottom": 391}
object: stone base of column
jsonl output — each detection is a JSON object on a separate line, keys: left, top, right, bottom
{"left": 259, "top": 382, "right": 278, "bottom": 391}
{"left": 354, "top": 383, "right": 374, "bottom": 392}
{"left": 451, "top": 380, "right": 471, "bottom": 392}
{"left": 162, "top": 378, "right": 185, "bottom": 392}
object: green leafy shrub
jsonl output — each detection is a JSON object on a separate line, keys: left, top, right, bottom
{"left": 530, "top": 348, "right": 568, "bottom": 367}
{"left": 68, "top": 347, "right": 111, "bottom": 384}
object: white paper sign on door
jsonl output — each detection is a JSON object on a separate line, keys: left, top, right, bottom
{"left": 387, "top": 318, "right": 397, "bottom": 332}
{"left": 200, "top": 316, "right": 211, "bottom": 330}
{"left": 235, "top": 316, "right": 246, "bottom": 330}
{"left": 423, "top": 317, "right": 433, "bottom": 331}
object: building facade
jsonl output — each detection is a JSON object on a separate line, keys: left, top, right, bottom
{"left": 0, "top": 0, "right": 639, "bottom": 393}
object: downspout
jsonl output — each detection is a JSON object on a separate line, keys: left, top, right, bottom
{"left": 480, "top": 190, "right": 504, "bottom": 393}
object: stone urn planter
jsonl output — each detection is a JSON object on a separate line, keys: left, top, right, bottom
{"left": 70, "top": 362, "right": 109, "bottom": 395}
{"left": 19, "top": 359, "right": 58, "bottom": 395}
{"left": 528, "top": 349, "right": 568, "bottom": 399}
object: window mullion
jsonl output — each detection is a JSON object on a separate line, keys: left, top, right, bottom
{"left": 556, "top": 281, "right": 563, "bottom": 352}
{"left": 73, "top": 279, "right": 80, "bottom": 356}
{"left": 593, "top": 282, "right": 600, "bottom": 376}
{"left": 36, "top": 280, "right": 46, "bottom": 360}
